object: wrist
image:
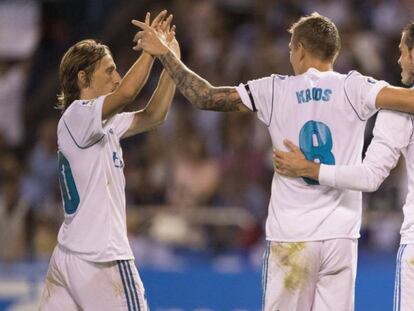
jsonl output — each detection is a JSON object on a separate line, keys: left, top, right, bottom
{"left": 161, "top": 47, "right": 176, "bottom": 58}
{"left": 173, "top": 49, "right": 181, "bottom": 59}
{"left": 302, "top": 162, "right": 320, "bottom": 180}
{"left": 141, "top": 51, "right": 155, "bottom": 61}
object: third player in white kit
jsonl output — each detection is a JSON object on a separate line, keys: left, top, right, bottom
{"left": 133, "top": 13, "right": 414, "bottom": 311}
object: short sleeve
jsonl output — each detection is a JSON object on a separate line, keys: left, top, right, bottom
{"left": 344, "top": 71, "right": 389, "bottom": 120}
{"left": 107, "top": 112, "right": 134, "bottom": 139}
{"left": 236, "top": 75, "right": 283, "bottom": 126}
{"left": 62, "top": 95, "right": 106, "bottom": 148}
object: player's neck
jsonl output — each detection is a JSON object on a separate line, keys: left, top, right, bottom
{"left": 79, "top": 88, "right": 100, "bottom": 101}
{"left": 299, "top": 59, "right": 333, "bottom": 74}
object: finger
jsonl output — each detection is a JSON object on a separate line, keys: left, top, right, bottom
{"left": 283, "top": 139, "right": 300, "bottom": 152}
{"left": 132, "top": 39, "right": 142, "bottom": 50}
{"left": 274, "top": 158, "right": 286, "bottom": 168}
{"left": 161, "top": 14, "right": 173, "bottom": 31}
{"left": 276, "top": 166, "right": 294, "bottom": 177}
{"left": 167, "top": 31, "right": 175, "bottom": 42}
{"left": 132, "top": 44, "right": 142, "bottom": 51}
{"left": 166, "top": 26, "right": 176, "bottom": 41}
{"left": 169, "top": 25, "right": 176, "bottom": 37}
{"left": 275, "top": 167, "right": 286, "bottom": 175}
{"left": 151, "top": 10, "right": 167, "bottom": 27}
{"left": 145, "top": 12, "right": 150, "bottom": 25}
{"left": 133, "top": 39, "right": 144, "bottom": 51}
{"left": 274, "top": 149, "right": 289, "bottom": 158}
{"left": 132, "top": 20, "right": 151, "bottom": 31}
{"left": 133, "top": 31, "right": 144, "bottom": 43}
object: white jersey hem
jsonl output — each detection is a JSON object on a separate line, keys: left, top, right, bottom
{"left": 265, "top": 235, "right": 360, "bottom": 242}
{"left": 57, "top": 244, "right": 135, "bottom": 263}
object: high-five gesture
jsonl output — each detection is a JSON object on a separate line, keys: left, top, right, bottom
{"left": 131, "top": 17, "right": 172, "bottom": 57}
{"left": 131, "top": 10, "right": 247, "bottom": 113}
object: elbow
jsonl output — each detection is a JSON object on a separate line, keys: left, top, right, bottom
{"left": 370, "top": 181, "right": 382, "bottom": 192}
{"left": 145, "top": 109, "right": 167, "bottom": 128}
{"left": 360, "top": 179, "right": 382, "bottom": 192}
{"left": 152, "top": 114, "right": 167, "bottom": 127}
{"left": 360, "top": 185, "right": 378, "bottom": 192}
{"left": 146, "top": 118, "right": 165, "bottom": 132}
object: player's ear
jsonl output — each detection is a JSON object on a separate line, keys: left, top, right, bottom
{"left": 77, "top": 70, "right": 88, "bottom": 89}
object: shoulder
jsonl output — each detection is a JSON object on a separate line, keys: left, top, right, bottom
{"left": 345, "top": 70, "right": 380, "bottom": 84}
{"left": 272, "top": 73, "right": 289, "bottom": 80}
{"left": 70, "top": 96, "right": 105, "bottom": 110}
{"left": 62, "top": 96, "right": 106, "bottom": 119}
{"left": 345, "top": 70, "right": 360, "bottom": 78}
{"left": 247, "top": 74, "right": 291, "bottom": 84}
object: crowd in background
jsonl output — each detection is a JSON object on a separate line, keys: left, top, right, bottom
{"left": 0, "top": 0, "right": 412, "bottom": 263}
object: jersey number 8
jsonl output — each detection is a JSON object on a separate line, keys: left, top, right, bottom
{"left": 299, "top": 120, "right": 335, "bottom": 185}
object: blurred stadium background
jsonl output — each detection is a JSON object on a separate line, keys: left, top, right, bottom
{"left": 0, "top": 0, "right": 412, "bottom": 310}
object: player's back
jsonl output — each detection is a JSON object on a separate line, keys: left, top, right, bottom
{"left": 236, "top": 68, "right": 388, "bottom": 241}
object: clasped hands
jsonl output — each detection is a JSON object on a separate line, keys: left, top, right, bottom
{"left": 131, "top": 10, "right": 180, "bottom": 58}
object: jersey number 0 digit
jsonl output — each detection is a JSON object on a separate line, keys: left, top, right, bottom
{"left": 58, "top": 152, "right": 80, "bottom": 214}
{"left": 299, "top": 120, "right": 335, "bottom": 185}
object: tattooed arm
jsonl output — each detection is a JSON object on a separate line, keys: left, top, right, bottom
{"left": 132, "top": 19, "right": 250, "bottom": 112}
{"left": 158, "top": 51, "right": 249, "bottom": 112}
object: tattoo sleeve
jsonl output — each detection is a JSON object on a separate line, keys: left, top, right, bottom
{"left": 158, "top": 51, "right": 246, "bottom": 112}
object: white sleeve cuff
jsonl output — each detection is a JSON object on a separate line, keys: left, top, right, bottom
{"left": 319, "top": 164, "right": 336, "bottom": 187}
{"left": 364, "top": 80, "right": 389, "bottom": 115}
{"left": 235, "top": 83, "right": 255, "bottom": 112}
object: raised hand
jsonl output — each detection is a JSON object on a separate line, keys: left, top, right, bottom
{"left": 132, "top": 10, "right": 167, "bottom": 51}
{"left": 132, "top": 13, "right": 171, "bottom": 56}
{"left": 158, "top": 16, "right": 180, "bottom": 59}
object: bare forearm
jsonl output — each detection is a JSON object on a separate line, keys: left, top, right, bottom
{"left": 123, "top": 70, "right": 175, "bottom": 137}
{"left": 119, "top": 52, "right": 154, "bottom": 99}
{"left": 158, "top": 51, "right": 246, "bottom": 112}
{"left": 376, "top": 86, "right": 414, "bottom": 113}
{"left": 145, "top": 69, "right": 176, "bottom": 122}
{"left": 103, "top": 52, "right": 155, "bottom": 120}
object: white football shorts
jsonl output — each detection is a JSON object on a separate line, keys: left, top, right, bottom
{"left": 39, "top": 245, "right": 148, "bottom": 311}
{"left": 394, "top": 244, "right": 414, "bottom": 311}
{"left": 262, "top": 239, "right": 357, "bottom": 311}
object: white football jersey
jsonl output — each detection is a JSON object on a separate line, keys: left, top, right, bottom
{"left": 236, "top": 68, "right": 388, "bottom": 241}
{"left": 56, "top": 95, "right": 134, "bottom": 262}
{"left": 320, "top": 109, "right": 414, "bottom": 244}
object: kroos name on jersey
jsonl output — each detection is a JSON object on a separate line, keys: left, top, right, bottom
{"left": 296, "top": 88, "right": 332, "bottom": 104}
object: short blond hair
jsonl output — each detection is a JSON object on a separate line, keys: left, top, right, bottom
{"left": 289, "top": 12, "right": 340, "bottom": 62}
